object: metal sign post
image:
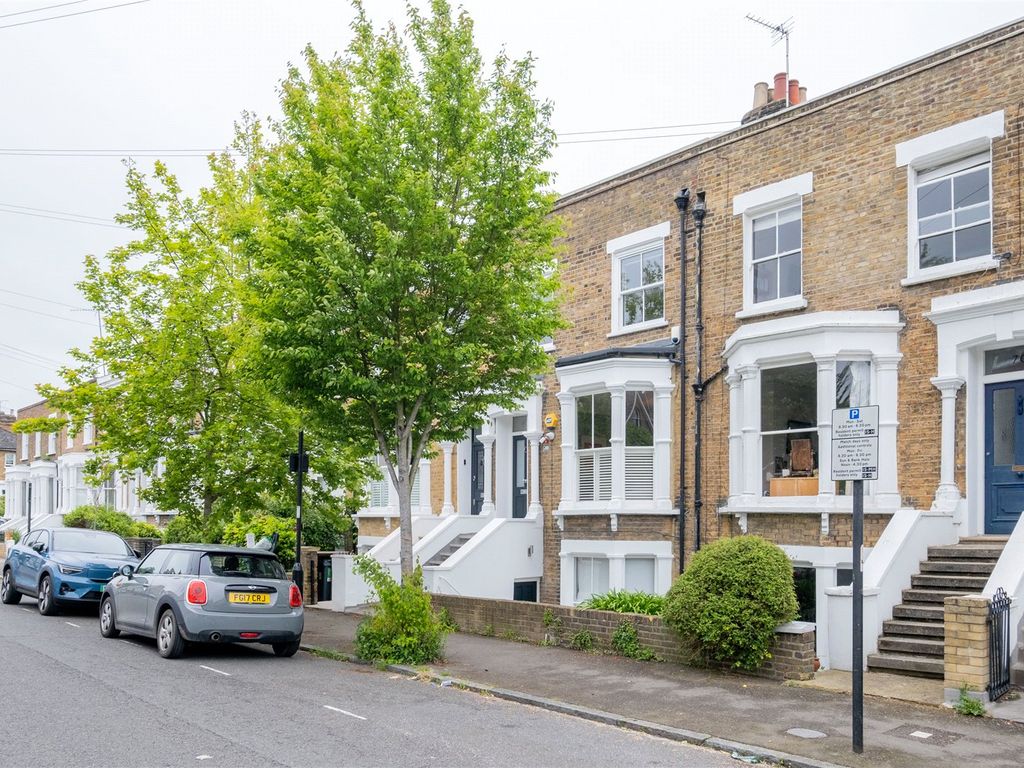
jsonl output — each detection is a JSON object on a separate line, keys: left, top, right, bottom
{"left": 831, "top": 406, "right": 879, "bottom": 755}
{"left": 288, "top": 431, "right": 309, "bottom": 596}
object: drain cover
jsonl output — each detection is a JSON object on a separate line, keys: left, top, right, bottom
{"left": 786, "top": 728, "right": 827, "bottom": 739}
{"left": 886, "top": 723, "right": 963, "bottom": 747}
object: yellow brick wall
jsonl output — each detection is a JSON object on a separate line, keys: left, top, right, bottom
{"left": 943, "top": 594, "right": 991, "bottom": 693}
{"left": 545, "top": 23, "right": 1024, "bottom": 575}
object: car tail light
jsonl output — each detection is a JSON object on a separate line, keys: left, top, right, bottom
{"left": 289, "top": 584, "right": 302, "bottom": 608}
{"left": 187, "top": 579, "right": 208, "bottom": 605}
{"left": 240, "top": 632, "right": 259, "bottom": 639}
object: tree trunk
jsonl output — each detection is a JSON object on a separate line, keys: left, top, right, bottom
{"left": 203, "top": 488, "right": 214, "bottom": 518}
{"left": 397, "top": 432, "right": 414, "bottom": 580}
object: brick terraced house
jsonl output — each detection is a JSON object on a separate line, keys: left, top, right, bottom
{"left": 337, "top": 20, "right": 1024, "bottom": 680}
{"left": 1, "top": 395, "right": 162, "bottom": 537}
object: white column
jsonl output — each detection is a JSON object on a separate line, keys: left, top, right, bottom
{"left": 726, "top": 371, "right": 743, "bottom": 505}
{"left": 931, "top": 375, "right": 965, "bottom": 512}
{"left": 478, "top": 424, "right": 496, "bottom": 517}
{"left": 875, "top": 354, "right": 903, "bottom": 508}
{"left": 653, "top": 385, "right": 674, "bottom": 511}
{"left": 440, "top": 441, "right": 455, "bottom": 515}
{"left": 609, "top": 386, "right": 626, "bottom": 509}
{"left": 418, "top": 457, "right": 432, "bottom": 515}
{"left": 739, "top": 365, "right": 761, "bottom": 501}
{"left": 526, "top": 431, "right": 542, "bottom": 516}
{"left": 815, "top": 355, "right": 837, "bottom": 501}
{"left": 495, "top": 415, "right": 512, "bottom": 518}
{"left": 557, "top": 391, "right": 577, "bottom": 510}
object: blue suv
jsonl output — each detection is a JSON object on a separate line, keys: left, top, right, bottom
{"left": 1, "top": 527, "right": 139, "bottom": 615}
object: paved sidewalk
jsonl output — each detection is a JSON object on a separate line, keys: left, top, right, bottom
{"left": 302, "top": 607, "right": 1023, "bottom": 768}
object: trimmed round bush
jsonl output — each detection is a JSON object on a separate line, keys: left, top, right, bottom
{"left": 663, "top": 535, "right": 798, "bottom": 671}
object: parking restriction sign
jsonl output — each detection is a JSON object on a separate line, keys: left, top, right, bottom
{"left": 831, "top": 406, "right": 879, "bottom": 481}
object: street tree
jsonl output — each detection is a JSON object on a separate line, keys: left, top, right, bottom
{"left": 42, "top": 151, "right": 363, "bottom": 522}
{"left": 247, "top": 0, "right": 562, "bottom": 577}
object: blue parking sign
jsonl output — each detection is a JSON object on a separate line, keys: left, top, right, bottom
{"left": 850, "top": 408, "right": 860, "bottom": 419}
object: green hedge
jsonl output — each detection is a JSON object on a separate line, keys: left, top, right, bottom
{"left": 663, "top": 535, "right": 798, "bottom": 671}
{"left": 221, "top": 513, "right": 296, "bottom": 569}
{"left": 63, "top": 505, "right": 160, "bottom": 540}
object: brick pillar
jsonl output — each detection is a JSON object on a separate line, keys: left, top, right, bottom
{"left": 302, "top": 546, "right": 319, "bottom": 605}
{"left": 944, "top": 594, "right": 990, "bottom": 703}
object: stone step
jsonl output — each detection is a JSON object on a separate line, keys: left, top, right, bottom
{"left": 958, "top": 535, "right": 1010, "bottom": 544}
{"left": 927, "top": 545, "right": 1004, "bottom": 561}
{"left": 892, "top": 603, "right": 945, "bottom": 621}
{"left": 423, "top": 534, "right": 475, "bottom": 567}
{"left": 911, "top": 573, "right": 990, "bottom": 590}
{"left": 882, "top": 619, "right": 945, "bottom": 638}
{"left": 901, "top": 587, "right": 969, "bottom": 603}
{"left": 919, "top": 559, "right": 996, "bottom": 575}
{"left": 867, "top": 652, "right": 944, "bottom": 678}
{"left": 877, "top": 636, "right": 945, "bottom": 657}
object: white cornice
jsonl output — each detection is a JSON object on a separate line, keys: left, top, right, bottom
{"left": 926, "top": 280, "right": 1024, "bottom": 326}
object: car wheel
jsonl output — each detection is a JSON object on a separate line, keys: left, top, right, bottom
{"left": 156, "top": 608, "right": 185, "bottom": 659}
{"left": 1, "top": 569, "right": 21, "bottom": 605}
{"left": 272, "top": 639, "right": 301, "bottom": 658}
{"left": 99, "top": 596, "right": 120, "bottom": 639}
{"left": 37, "top": 575, "right": 59, "bottom": 616}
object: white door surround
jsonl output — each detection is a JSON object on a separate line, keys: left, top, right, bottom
{"left": 926, "top": 280, "right": 1024, "bottom": 535}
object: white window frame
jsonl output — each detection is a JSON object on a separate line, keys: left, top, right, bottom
{"left": 83, "top": 420, "right": 94, "bottom": 445}
{"left": 21, "top": 433, "right": 28, "bottom": 461}
{"left": 573, "top": 555, "right": 609, "bottom": 603}
{"left": 607, "top": 222, "right": 670, "bottom": 337}
{"left": 559, "top": 539, "right": 673, "bottom": 605}
{"left": 897, "top": 111, "right": 1004, "bottom": 286}
{"left": 4, "top": 452, "right": 13, "bottom": 467}
{"left": 733, "top": 173, "right": 813, "bottom": 319}
{"left": 34, "top": 432, "right": 41, "bottom": 458}
{"left": 721, "top": 311, "right": 904, "bottom": 521}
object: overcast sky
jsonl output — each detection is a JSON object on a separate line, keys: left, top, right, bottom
{"left": 0, "top": 0, "right": 1020, "bottom": 412}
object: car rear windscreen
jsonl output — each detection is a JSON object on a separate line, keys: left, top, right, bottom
{"left": 52, "top": 529, "right": 131, "bottom": 556}
{"left": 200, "top": 553, "right": 286, "bottom": 580}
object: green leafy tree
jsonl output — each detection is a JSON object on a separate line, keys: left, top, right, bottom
{"left": 247, "top": 0, "right": 562, "bottom": 577}
{"left": 42, "top": 147, "right": 365, "bottom": 523}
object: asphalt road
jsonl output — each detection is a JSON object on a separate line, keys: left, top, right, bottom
{"left": 0, "top": 599, "right": 737, "bottom": 768}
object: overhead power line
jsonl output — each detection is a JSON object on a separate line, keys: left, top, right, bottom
{"left": 0, "top": 0, "right": 91, "bottom": 19}
{"left": 0, "top": 207, "right": 127, "bottom": 229}
{"left": 558, "top": 130, "right": 727, "bottom": 145}
{"left": 557, "top": 120, "right": 738, "bottom": 137}
{"left": 0, "top": 0, "right": 153, "bottom": 30}
{"left": 0, "top": 341, "right": 65, "bottom": 366}
{"left": 0, "top": 201, "right": 115, "bottom": 222}
{"left": 0, "top": 300, "right": 98, "bottom": 327}
{"left": 0, "top": 376, "right": 40, "bottom": 394}
{"left": 0, "top": 287, "right": 89, "bottom": 310}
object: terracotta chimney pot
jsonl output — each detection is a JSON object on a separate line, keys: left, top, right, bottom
{"left": 788, "top": 78, "right": 800, "bottom": 105}
{"left": 773, "top": 72, "right": 787, "bottom": 101}
{"left": 799, "top": 86, "right": 807, "bottom": 104}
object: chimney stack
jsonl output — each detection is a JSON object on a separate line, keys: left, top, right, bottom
{"left": 742, "top": 73, "right": 808, "bottom": 124}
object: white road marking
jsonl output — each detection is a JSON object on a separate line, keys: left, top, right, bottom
{"left": 196, "top": 756, "right": 213, "bottom": 761}
{"left": 910, "top": 731, "right": 933, "bottom": 739}
{"left": 323, "top": 705, "right": 366, "bottom": 720}
{"left": 20, "top": 608, "right": 32, "bottom": 614}
{"left": 200, "top": 665, "right": 231, "bottom": 677}
{"left": 65, "top": 621, "right": 81, "bottom": 628}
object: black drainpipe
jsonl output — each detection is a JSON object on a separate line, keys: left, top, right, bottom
{"left": 673, "top": 188, "right": 690, "bottom": 574}
{"left": 690, "top": 192, "right": 708, "bottom": 552}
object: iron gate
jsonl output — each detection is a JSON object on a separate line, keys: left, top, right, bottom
{"left": 988, "top": 587, "right": 1012, "bottom": 701}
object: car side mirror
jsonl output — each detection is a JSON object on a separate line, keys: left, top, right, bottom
{"left": 31, "top": 542, "right": 45, "bottom": 553}
{"left": 120, "top": 564, "right": 135, "bottom": 578}
{"left": 132, "top": 549, "right": 142, "bottom": 559}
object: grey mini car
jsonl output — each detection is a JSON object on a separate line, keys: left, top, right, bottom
{"left": 100, "top": 544, "right": 304, "bottom": 659}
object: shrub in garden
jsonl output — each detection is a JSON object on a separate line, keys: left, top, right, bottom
{"left": 161, "top": 512, "right": 223, "bottom": 545}
{"left": 221, "top": 513, "right": 296, "bottom": 568}
{"left": 129, "top": 521, "right": 163, "bottom": 539}
{"left": 353, "top": 556, "right": 446, "bottom": 665}
{"left": 64, "top": 506, "right": 136, "bottom": 538}
{"left": 663, "top": 535, "right": 798, "bottom": 671}
{"left": 579, "top": 589, "right": 665, "bottom": 615}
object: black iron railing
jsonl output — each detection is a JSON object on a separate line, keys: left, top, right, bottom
{"left": 988, "top": 587, "right": 1012, "bottom": 702}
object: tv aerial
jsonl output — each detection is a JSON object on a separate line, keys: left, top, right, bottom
{"left": 745, "top": 14, "right": 795, "bottom": 105}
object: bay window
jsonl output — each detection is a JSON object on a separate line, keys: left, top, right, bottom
{"left": 761, "top": 363, "right": 818, "bottom": 496}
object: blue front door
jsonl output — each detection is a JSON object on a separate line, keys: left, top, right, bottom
{"left": 984, "top": 381, "right": 1024, "bottom": 534}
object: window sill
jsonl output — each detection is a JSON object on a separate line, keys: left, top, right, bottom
{"left": 607, "top": 318, "right": 668, "bottom": 339}
{"left": 735, "top": 296, "right": 807, "bottom": 320}
{"left": 542, "top": 342, "right": 557, "bottom": 353}
{"left": 901, "top": 254, "right": 1000, "bottom": 286}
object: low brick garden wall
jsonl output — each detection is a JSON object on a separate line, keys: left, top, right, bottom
{"left": 431, "top": 594, "right": 816, "bottom": 681}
